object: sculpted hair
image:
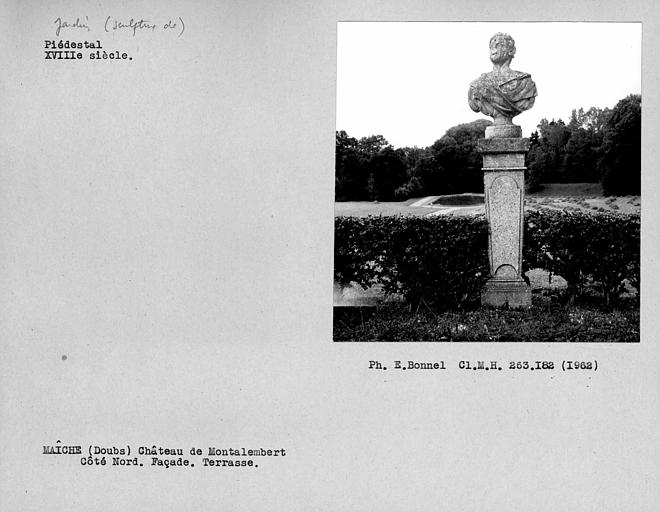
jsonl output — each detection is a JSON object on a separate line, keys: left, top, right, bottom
{"left": 489, "top": 32, "right": 516, "bottom": 58}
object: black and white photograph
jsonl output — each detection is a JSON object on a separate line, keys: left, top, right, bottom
{"left": 334, "top": 22, "right": 641, "bottom": 342}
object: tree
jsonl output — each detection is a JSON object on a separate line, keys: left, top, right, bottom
{"left": 599, "top": 94, "right": 641, "bottom": 195}
{"left": 394, "top": 176, "right": 425, "bottom": 200}
{"left": 335, "top": 132, "right": 394, "bottom": 201}
{"left": 562, "top": 128, "right": 601, "bottom": 182}
{"left": 525, "top": 131, "right": 545, "bottom": 192}
{"left": 561, "top": 107, "right": 611, "bottom": 183}
{"left": 412, "top": 154, "right": 445, "bottom": 196}
{"left": 569, "top": 106, "right": 611, "bottom": 133}
{"left": 397, "top": 146, "right": 427, "bottom": 174}
{"left": 366, "top": 146, "right": 408, "bottom": 201}
{"left": 536, "top": 118, "right": 571, "bottom": 182}
{"left": 335, "top": 130, "right": 369, "bottom": 201}
{"left": 357, "top": 134, "right": 389, "bottom": 155}
{"left": 427, "top": 119, "right": 491, "bottom": 194}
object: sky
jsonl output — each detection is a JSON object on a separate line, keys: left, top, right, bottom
{"left": 336, "top": 22, "right": 641, "bottom": 148}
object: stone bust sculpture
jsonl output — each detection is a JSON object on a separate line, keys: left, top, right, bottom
{"left": 468, "top": 33, "right": 537, "bottom": 138}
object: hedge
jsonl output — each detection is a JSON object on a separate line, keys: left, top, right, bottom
{"left": 335, "top": 215, "right": 489, "bottom": 308}
{"left": 524, "top": 210, "right": 640, "bottom": 304}
{"left": 335, "top": 210, "right": 639, "bottom": 308}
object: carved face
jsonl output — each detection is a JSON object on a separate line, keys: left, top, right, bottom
{"left": 489, "top": 35, "right": 514, "bottom": 64}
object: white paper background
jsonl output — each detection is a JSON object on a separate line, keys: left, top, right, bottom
{"left": 1, "top": 1, "right": 659, "bottom": 511}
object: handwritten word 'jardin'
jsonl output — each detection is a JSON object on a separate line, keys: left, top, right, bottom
{"left": 54, "top": 16, "right": 185, "bottom": 38}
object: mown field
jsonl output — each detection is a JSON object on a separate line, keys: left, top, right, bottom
{"left": 334, "top": 183, "right": 641, "bottom": 218}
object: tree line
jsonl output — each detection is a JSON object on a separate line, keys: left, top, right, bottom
{"left": 336, "top": 94, "right": 640, "bottom": 201}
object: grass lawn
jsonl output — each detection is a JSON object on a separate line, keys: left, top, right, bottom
{"left": 333, "top": 200, "right": 434, "bottom": 217}
{"left": 333, "top": 295, "right": 639, "bottom": 342}
{"left": 334, "top": 183, "right": 641, "bottom": 217}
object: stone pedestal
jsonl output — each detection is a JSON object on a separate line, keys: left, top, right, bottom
{"left": 478, "top": 137, "right": 531, "bottom": 308}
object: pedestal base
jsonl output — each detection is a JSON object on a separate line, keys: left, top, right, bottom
{"left": 481, "top": 279, "right": 532, "bottom": 308}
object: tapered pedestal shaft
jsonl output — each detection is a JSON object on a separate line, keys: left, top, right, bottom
{"left": 478, "top": 137, "right": 531, "bottom": 308}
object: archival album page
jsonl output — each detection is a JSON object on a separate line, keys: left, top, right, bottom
{"left": 1, "top": 1, "right": 659, "bottom": 510}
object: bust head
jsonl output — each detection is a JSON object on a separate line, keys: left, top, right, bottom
{"left": 489, "top": 32, "right": 516, "bottom": 65}
{"left": 468, "top": 32, "right": 537, "bottom": 135}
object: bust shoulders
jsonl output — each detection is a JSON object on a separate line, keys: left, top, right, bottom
{"left": 479, "top": 68, "right": 531, "bottom": 82}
